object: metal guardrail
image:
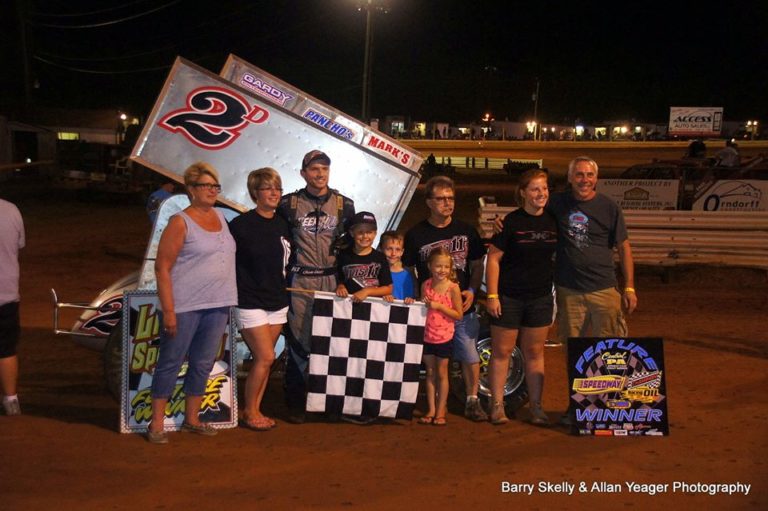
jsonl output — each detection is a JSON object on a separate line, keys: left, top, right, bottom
{"left": 477, "top": 202, "right": 768, "bottom": 271}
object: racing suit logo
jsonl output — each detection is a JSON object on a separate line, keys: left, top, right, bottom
{"left": 299, "top": 211, "right": 339, "bottom": 234}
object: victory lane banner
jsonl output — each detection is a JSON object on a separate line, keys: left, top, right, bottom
{"left": 306, "top": 292, "right": 427, "bottom": 420}
{"left": 567, "top": 337, "right": 669, "bottom": 436}
{"left": 119, "top": 291, "right": 238, "bottom": 433}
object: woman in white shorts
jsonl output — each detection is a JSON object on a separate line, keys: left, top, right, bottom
{"left": 228, "top": 168, "right": 292, "bottom": 431}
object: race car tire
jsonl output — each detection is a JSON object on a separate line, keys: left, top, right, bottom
{"left": 449, "top": 328, "right": 529, "bottom": 416}
{"left": 102, "top": 319, "right": 124, "bottom": 400}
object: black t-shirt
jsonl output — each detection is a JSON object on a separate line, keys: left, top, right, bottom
{"left": 336, "top": 248, "right": 392, "bottom": 293}
{"left": 336, "top": 248, "right": 392, "bottom": 294}
{"left": 228, "top": 210, "right": 292, "bottom": 310}
{"left": 491, "top": 208, "right": 557, "bottom": 299}
{"left": 403, "top": 218, "right": 485, "bottom": 299}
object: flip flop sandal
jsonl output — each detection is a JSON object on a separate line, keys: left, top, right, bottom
{"left": 241, "top": 417, "right": 274, "bottom": 431}
{"left": 418, "top": 415, "right": 435, "bottom": 425}
{"left": 433, "top": 417, "right": 447, "bottom": 426}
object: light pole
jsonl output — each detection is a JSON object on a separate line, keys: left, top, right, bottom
{"left": 359, "top": 1, "right": 388, "bottom": 123}
{"left": 532, "top": 78, "right": 540, "bottom": 141}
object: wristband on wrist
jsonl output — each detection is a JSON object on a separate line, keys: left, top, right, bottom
{"left": 486, "top": 294, "right": 499, "bottom": 299}
{"left": 467, "top": 287, "right": 476, "bottom": 294}
{"left": 624, "top": 287, "right": 636, "bottom": 293}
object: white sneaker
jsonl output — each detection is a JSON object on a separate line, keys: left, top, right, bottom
{"left": 3, "top": 398, "right": 21, "bottom": 416}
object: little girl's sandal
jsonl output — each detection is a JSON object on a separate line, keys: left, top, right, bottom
{"left": 433, "top": 416, "right": 447, "bottom": 426}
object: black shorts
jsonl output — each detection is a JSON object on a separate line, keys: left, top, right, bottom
{"left": 422, "top": 340, "right": 453, "bottom": 359}
{"left": 489, "top": 293, "right": 553, "bottom": 329}
{"left": 0, "top": 301, "right": 20, "bottom": 358}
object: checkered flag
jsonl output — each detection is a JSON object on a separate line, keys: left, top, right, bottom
{"left": 306, "top": 292, "right": 426, "bottom": 419}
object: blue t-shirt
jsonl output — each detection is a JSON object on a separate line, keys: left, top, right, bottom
{"left": 390, "top": 269, "right": 415, "bottom": 300}
{"left": 146, "top": 188, "right": 174, "bottom": 225}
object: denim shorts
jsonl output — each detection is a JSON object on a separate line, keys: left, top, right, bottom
{"left": 490, "top": 293, "right": 554, "bottom": 329}
{"left": 452, "top": 312, "right": 480, "bottom": 363}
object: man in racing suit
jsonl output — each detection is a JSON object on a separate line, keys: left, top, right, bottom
{"left": 278, "top": 150, "right": 355, "bottom": 423}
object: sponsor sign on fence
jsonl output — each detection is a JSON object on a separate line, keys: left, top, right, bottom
{"left": 693, "top": 180, "right": 768, "bottom": 211}
{"left": 597, "top": 179, "right": 680, "bottom": 210}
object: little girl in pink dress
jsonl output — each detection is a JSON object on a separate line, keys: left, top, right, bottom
{"left": 419, "top": 247, "right": 463, "bottom": 426}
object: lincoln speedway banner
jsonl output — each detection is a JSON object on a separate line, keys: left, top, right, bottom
{"left": 567, "top": 337, "right": 669, "bottom": 436}
{"left": 597, "top": 179, "right": 680, "bottom": 210}
{"left": 668, "top": 106, "right": 723, "bottom": 137}
{"left": 131, "top": 57, "right": 421, "bottom": 235}
{"left": 306, "top": 292, "right": 427, "bottom": 419}
{"left": 119, "top": 292, "right": 237, "bottom": 433}
{"left": 692, "top": 180, "right": 768, "bottom": 211}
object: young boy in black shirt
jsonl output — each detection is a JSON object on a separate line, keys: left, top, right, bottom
{"left": 336, "top": 211, "right": 393, "bottom": 301}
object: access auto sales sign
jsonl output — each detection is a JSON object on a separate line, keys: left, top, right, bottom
{"left": 668, "top": 106, "right": 722, "bottom": 137}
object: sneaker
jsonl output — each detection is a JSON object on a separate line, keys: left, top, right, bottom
{"left": 2, "top": 398, "right": 21, "bottom": 416}
{"left": 341, "top": 414, "right": 376, "bottom": 425}
{"left": 325, "top": 411, "right": 342, "bottom": 423}
{"left": 465, "top": 398, "right": 488, "bottom": 422}
{"left": 180, "top": 421, "right": 218, "bottom": 436}
{"left": 489, "top": 401, "right": 509, "bottom": 425}
{"left": 145, "top": 429, "right": 169, "bottom": 444}
{"left": 286, "top": 407, "right": 306, "bottom": 424}
{"left": 529, "top": 403, "right": 550, "bottom": 427}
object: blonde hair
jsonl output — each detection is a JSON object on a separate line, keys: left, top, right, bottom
{"left": 183, "top": 162, "right": 220, "bottom": 190}
{"left": 247, "top": 167, "right": 282, "bottom": 204}
{"left": 427, "top": 247, "right": 457, "bottom": 283}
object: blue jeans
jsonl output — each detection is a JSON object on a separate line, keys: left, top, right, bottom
{"left": 151, "top": 307, "right": 229, "bottom": 399}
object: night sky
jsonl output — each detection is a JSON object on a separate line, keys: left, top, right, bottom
{"left": 2, "top": 0, "right": 766, "bottom": 124}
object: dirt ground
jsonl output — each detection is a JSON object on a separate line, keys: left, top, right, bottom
{"left": 1, "top": 170, "right": 767, "bottom": 510}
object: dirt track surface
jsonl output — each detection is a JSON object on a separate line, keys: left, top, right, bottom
{"left": 2, "top": 173, "right": 767, "bottom": 510}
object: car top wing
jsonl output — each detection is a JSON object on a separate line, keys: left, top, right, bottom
{"left": 131, "top": 57, "right": 422, "bottom": 234}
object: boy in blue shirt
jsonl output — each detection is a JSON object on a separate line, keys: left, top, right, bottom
{"left": 379, "top": 231, "right": 415, "bottom": 304}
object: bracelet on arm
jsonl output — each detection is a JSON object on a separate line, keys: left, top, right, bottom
{"left": 624, "top": 287, "right": 636, "bottom": 293}
{"left": 486, "top": 294, "right": 499, "bottom": 299}
{"left": 467, "top": 287, "right": 476, "bottom": 295}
